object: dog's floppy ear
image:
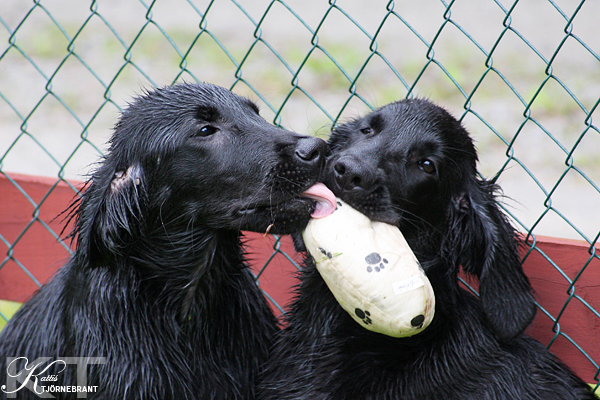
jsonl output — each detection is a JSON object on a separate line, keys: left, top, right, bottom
{"left": 75, "top": 163, "right": 146, "bottom": 266}
{"left": 448, "top": 177, "right": 536, "bottom": 339}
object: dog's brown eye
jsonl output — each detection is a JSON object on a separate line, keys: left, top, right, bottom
{"left": 360, "top": 127, "right": 372, "bottom": 135}
{"left": 195, "top": 125, "right": 218, "bottom": 137}
{"left": 419, "top": 159, "right": 436, "bottom": 174}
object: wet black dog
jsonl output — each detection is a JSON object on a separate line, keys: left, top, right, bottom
{"left": 259, "top": 99, "right": 595, "bottom": 399}
{"left": 0, "top": 83, "right": 336, "bottom": 399}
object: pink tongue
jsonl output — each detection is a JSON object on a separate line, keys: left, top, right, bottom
{"left": 301, "top": 183, "right": 337, "bottom": 219}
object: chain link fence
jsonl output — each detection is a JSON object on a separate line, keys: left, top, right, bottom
{"left": 0, "top": 0, "right": 599, "bottom": 388}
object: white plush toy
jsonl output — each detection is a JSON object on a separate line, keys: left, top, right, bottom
{"left": 302, "top": 199, "right": 435, "bottom": 338}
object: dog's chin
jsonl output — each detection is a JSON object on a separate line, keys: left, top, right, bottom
{"left": 328, "top": 185, "right": 400, "bottom": 226}
{"left": 345, "top": 201, "right": 400, "bottom": 226}
{"left": 235, "top": 198, "right": 315, "bottom": 235}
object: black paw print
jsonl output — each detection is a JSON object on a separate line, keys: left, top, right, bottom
{"left": 319, "top": 247, "right": 333, "bottom": 259}
{"left": 355, "top": 308, "right": 372, "bottom": 325}
{"left": 365, "top": 252, "right": 388, "bottom": 273}
{"left": 411, "top": 314, "right": 425, "bottom": 329}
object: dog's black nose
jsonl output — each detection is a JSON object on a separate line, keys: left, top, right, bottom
{"left": 295, "top": 137, "right": 326, "bottom": 165}
{"left": 333, "top": 157, "right": 378, "bottom": 191}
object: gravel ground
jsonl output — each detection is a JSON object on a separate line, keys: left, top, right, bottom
{"left": 0, "top": 0, "right": 598, "bottom": 241}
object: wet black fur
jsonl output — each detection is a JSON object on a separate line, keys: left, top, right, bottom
{"left": 0, "top": 83, "right": 328, "bottom": 399}
{"left": 258, "top": 99, "right": 595, "bottom": 399}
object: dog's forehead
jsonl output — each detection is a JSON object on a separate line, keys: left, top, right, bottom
{"left": 377, "top": 102, "right": 443, "bottom": 145}
{"left": 111, "top": 84, "right": 263, "bottom": 156}
{"left": 126, "top": 83, "right": 256, "bottom": 123}
{"left": 172, "top": 83, "right": 259, "bottom": 117}
{"left": 382, "top": 100, "right": 478, "bottom": 169}
{"left": 382, "top": 100, "right": 439, "bottom": 129}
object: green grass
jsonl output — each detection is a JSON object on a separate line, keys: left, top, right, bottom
{"left": 0, "top": 299, "right": 22, "bottom": 332}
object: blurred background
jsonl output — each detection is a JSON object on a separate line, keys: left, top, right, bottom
{"left": 1, "top": 0, "right": 598, "bottom": 242}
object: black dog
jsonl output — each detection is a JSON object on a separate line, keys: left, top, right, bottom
{"left": 259, "top": 99, "right": 595, "bottom": 399}
{"left": 0, "top": 83, "right": 336, "bottom": 399}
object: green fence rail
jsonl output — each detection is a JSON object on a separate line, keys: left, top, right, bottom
{"left": 1, "top": 0, "right": 599, "bottom": 387}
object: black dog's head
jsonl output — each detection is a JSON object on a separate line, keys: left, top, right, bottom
{"left": 324, "top": 98, "right": 536, "bottom": 339}
{"left": 73, "top": 83, "right": 335, "bottom": 264}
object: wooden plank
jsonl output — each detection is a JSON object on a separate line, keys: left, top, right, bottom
{"left": 522, "top": 236, "right": 600, "bottom": 383}
{"left": 0, "top": 173, "right": 80, "bottom": 303}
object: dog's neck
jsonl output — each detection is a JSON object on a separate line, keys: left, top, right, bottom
{"left": 62, "top": 226, "right": 276, "bottom": 397}
{"left": 77, "top": 225, "right": 249, "bottom": 320}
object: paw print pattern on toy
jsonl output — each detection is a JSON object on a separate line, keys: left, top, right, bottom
{"left": 411, "top": 314, "right": 425, "bottom": 329}
{"left": 319, "top": 247, "right": 333, "bottom": 259}
{"left": 365, "top": 252, "right": 388, "bottom": 273}
{"left": 303, "top": 198, "right": 436, "bottom": 337}
{"left": 354, "top": 308, "right": 372, "bottom": 325}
